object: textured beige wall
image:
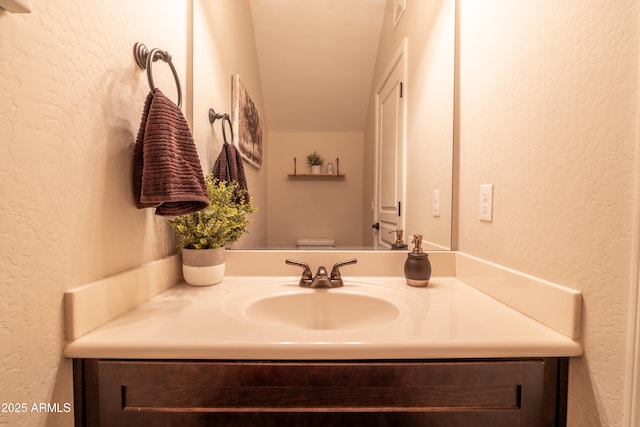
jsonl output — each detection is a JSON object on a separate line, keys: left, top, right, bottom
{"left": 266, "top": 132, "right": 364, "bottom": 248}
{"left": 0, "top": 0, "right": 188, "bottom": 425}
{"left": 3, "top": 1, "right": 638, "bottom": 425}
{"left": 457, "top": 1, "right": 638, "bottom": 425}
{"left": 363, "top": 0, "right": 455, "bottom": 249}
{"left": 192, "top": 0, "right": 267, "bottom": 248}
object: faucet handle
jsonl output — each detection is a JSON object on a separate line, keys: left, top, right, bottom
{"left": 286, "top": 259, "right": 313, "bottom": 287}
{"left": 330, "top": 258, "right": 358, "bottom": 281}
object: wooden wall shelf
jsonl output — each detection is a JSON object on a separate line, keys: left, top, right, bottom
{"left": 288, "top": 174, "right": 345, "bottom": 178}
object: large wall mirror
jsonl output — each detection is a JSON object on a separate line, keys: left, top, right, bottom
{"left": 190, "top": 0, "right": 455, "bottom": 251}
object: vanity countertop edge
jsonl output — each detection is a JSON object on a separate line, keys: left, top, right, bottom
{"left": 63, "top": 253, "right": 583, "bottom": 360}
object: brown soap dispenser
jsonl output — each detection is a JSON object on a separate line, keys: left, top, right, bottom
{"left": 404, "top": 234, "right": 431, "bottom": 287}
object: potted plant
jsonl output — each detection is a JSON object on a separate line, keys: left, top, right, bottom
{"left": 306, "top": 150, "right": 324, "bottom": 174}
{"left": 169, "top": 175, "right": 256, "bottom": 286}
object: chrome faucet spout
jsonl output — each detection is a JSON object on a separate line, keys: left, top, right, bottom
{"left": 310, "top": 266, "right": 332, "bottom": 288}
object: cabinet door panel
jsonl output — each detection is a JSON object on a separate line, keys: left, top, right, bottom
{"left": 121, "top": 411, "right": 522, "bottom": 427}
{"left": 73, "top": 358, "right": 567, "bottom": 427}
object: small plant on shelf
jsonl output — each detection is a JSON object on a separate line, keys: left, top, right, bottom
{"left": 306, "top": 151, "right": 324, "bottom": 166}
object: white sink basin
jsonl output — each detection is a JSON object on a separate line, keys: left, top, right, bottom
{"left": 246, "top": 291, "right": 399, "bottom": 330}
{"left": 222, "top": 281, "right": 417, "bottom": 331}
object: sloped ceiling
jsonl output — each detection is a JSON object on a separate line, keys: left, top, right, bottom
{"left": 249, "top": 0, "right": 386, "bottom": 132}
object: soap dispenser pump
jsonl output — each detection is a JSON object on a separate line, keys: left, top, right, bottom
{"left": 404, "top": 234, "right": 431, "bottom": 287}
{"left": 390, "top": 229, "right": 408, "bottom": 250}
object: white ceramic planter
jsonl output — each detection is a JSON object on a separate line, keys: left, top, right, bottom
{"left": 310, "top": 165, "right": 322, "bottom": 175}
{"left": 181, "top": 247, "right": 225, "bottom": 286}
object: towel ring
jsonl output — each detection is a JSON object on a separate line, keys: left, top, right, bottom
{"left": 222, "top": 115, "right": 234, "bottom": 145}
{"left": 208, "top": 108, "right": 226, "bottom": 124}
{"left": 209, "top": 108, "right": 234, "bottom": 145}
{"left": 133, "top": 42, "right": 182, "bottom": 109}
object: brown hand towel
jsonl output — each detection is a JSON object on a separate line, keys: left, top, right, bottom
{"left": 133, "top": 89, "right": 210, "bottom": 216}
{"left": 212, "top": 142, "right": 250, "bottom": 202}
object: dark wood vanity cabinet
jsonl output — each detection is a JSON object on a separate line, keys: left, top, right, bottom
{"left": 73, "top": 358, "right": 568, "bottom": 427}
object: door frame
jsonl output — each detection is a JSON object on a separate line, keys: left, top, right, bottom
{"left": 624, "top": 103, "right": 640, "bottom": 426}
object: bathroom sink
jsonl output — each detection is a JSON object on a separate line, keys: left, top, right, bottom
{"left": 222, "top": 281, "right": 416, "bottom": 331}
{"left": 246, "top": 291, "right": 399, "bottom": 330}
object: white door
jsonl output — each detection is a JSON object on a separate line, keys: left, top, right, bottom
{"left": 374, "top": 42, "right": 405, "bottom": 248}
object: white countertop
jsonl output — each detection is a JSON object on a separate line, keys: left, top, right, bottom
{"left": 64, "top": 275, "right": 583, "bottom": 360}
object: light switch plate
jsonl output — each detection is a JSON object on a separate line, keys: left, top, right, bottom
{"left": 432, "top": 189, "right": 440, "bottom": 217}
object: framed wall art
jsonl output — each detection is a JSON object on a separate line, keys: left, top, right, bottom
{"left": 231, "top": 74, "right": 263, "bottom": 169}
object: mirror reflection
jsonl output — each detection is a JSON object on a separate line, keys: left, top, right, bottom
{"left": 191, "top": 0, "right": 455, "bottom": 250}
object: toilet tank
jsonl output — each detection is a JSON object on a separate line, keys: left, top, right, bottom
{"left": 296, "top": 238, "right": 336, "bottom": 250}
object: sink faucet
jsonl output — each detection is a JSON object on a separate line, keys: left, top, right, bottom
{"left": 286, "top": 258, "right": 358, "bottom": 288}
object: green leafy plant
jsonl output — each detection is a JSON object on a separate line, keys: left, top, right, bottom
{"left": 306, "top": 150, "right": 324, "bottom": 166}
{"left": 169, "top": 176, "right": 256, "bottom": 249}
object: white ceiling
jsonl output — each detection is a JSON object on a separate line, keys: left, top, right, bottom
{"left": 249, "top": 0, "right": 386, "bottom": 132}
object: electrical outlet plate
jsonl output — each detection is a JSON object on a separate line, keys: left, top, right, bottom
{"left": 432, "top": 189, "right": 440, "bottom": 217}
{"left": 479, "top": 184, "right": 493, "bottom": 222}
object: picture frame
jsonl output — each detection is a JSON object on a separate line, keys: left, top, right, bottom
{"left": 231, "top": 74, "right": 263, "bottom": 169}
